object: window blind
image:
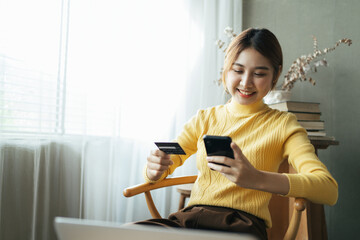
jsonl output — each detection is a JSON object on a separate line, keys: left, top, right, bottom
{"left": 0, "top": 0, "right": 68, "bottom": 135}
{"left": 0, "top": 55, "right": 64, "bottom": 134}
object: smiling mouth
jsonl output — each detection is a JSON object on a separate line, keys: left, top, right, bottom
{"left": 237, "top": 88, "right": 256, "bottom": 98}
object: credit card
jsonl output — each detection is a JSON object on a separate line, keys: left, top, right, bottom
{"left": 154, "top": 142, "right": 186, "bottom": 155}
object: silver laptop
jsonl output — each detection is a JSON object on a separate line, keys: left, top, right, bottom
{"left": 54, "top": 217, "right": 256, "bottom": 240}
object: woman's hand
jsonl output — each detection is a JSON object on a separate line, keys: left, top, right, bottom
{"left": 146, "top": 149, "right": 174, "bottom": 181}
{"left": 207, "top": 142, "right": 290, "bottom": 195}
{"left": 207, "top": 142, "right": 259, "bottom": 189}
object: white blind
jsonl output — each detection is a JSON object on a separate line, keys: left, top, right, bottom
{"left": 0, "top": 56, "right": 63, "bottom": 134}
{"left": 0, "top": 0, "right": 67, "bottom": 135}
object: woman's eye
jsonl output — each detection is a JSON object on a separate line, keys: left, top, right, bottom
{"left": 254, "top": 73, "right": 266, "bottom": 77}
{"left": 233, "top": 69, "right": 243, "bottom": 74}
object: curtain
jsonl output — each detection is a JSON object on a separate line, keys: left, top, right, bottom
{"left": 0, "top": 1, "right": 242, "bottom": 239}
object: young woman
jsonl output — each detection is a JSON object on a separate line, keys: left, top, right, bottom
{"left": 141, "top": 28, "right": 338, "bottom": 240}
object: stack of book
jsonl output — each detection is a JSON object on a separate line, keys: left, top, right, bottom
{"left": 268, "top": 101, "right": 331, "bottom": 139}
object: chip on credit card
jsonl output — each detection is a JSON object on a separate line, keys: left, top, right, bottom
{"left": 154, "top": 142, "right": 186, "bottom": 155}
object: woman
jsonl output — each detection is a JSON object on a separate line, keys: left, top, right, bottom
{"left": 141, "top": 28, "right": 338, "bottom": 240}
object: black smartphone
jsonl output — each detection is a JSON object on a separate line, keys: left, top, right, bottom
{"left": 203, "top": 135, "right": 234, "bottom": 159}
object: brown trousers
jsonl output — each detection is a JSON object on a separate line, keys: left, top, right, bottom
{"left": 135, "top": 205, "right": 267, "bottom": 240}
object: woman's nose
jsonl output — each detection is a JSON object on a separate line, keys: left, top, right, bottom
{"left": 240, "top": 72, "right": 253, "bottom": 88}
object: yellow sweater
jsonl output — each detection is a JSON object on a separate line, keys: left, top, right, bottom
{"left": 145, "top": 99, "right": 338, "bottom": 227}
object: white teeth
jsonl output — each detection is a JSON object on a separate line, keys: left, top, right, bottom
{"left": 238, "top": 89, "right": 253, "bottom": 95}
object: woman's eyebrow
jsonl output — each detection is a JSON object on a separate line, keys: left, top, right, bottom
{"left": 233, "top": 63, "right": 270, "bottom": 70}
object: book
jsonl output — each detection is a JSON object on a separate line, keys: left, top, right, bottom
{"left": 306, "top": 130, "right": 327, "bottom": 137}
{"left": 268, "top": 101, "right": 320, "bottom": 113}
{"left": 298, "top": 120, "right": 325, "bottom": 130}
{"left": 308, "top": 135, "right": 335, "bottom": 141}
{"left": 292, "top": 112, "right": 321, "bottom": 121}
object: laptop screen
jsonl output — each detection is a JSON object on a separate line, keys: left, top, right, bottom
{"left": 54, "top": 217, "right": 256, "bottom": 240}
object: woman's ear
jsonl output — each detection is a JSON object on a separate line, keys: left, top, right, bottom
{"left": 272, "top": 65, "right": 282, "bottom": 89}
{"left": 276, "top": 65, "right": 282, "bottom": 80}
{"left": 222, "top": 71, "right": 229, "bottom": 93}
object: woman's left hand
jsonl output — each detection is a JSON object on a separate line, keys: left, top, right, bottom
{"left": 206, "top": 142, "right": 261, "bottom": 189}
{"left": 207, "top": 141, "right": 290, "bottom": 194}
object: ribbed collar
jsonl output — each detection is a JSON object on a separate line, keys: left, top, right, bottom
{"left": 226, "top": 98, "right": 268, "bottom": 117}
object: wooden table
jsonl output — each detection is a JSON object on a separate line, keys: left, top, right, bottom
{"left": 267, "top": 137, "right": 339, "bottom": 240}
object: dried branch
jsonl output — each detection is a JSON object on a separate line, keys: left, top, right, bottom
{"left": 281, "top": 37, "right": 352, "bottom": 91}
{"left": 215, "top": 27, "right": 237, "bottom": 85}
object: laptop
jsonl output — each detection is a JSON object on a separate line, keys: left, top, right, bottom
{"left": 54, "top": 217, "right": 256, "bottom": 240}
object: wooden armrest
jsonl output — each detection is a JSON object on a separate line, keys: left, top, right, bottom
{"left": 284, "top": 198, "right": 307, "bottom": 240}
{"left": 123, "top": 175, "right": 197, "bottom": 198}
{"left": 123, "top": 175, "right": 197, "bottom": 219}
{"left": 294, "top": 198, "right": 306, "bottom": 211}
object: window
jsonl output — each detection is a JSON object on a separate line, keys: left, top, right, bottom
{"left": 1, "top": 0, "right": 197, "bottom": 139}
{"left": 0, "top": 0, "right": 65, "bottom": 135}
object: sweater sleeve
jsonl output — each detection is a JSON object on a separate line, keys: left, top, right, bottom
{"left": 143, "top": 110, "right": 204, "bottom": 183}
{"left": 282, "top": 114, "right": 338, "bottom": 205}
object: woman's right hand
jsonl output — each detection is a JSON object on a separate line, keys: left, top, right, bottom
{"left": 146, "top": 149, "right": 174, "bottom": 181}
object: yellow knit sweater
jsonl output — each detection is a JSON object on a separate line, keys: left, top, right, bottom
{"left": 145, "top": 99, "right": 338, "bottom": 227}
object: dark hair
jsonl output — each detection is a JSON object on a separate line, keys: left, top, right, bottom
{"left": 221, "top": 28, "right": 283, "bottom": 90}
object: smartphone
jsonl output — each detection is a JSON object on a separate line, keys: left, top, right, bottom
{"left": 203, "top": 135, "right": 234, "bottom": 159}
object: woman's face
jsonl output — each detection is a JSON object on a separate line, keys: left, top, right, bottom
{"left": 226, "top": 47, "right": 275, "bottom": 105}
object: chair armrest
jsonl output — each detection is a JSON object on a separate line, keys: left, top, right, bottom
{"left": 123, "top": 175, "right": 198, "bottom": 219}
{"left": 123, "top": 175, "right": 197, "bottom": 198}
{"left": 284, "top": 198, "right": 307, "bottom": 240}
{"left": 294, "top": 198, "right": 306, "bottom": 211}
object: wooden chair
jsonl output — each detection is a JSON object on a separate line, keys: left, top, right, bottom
{"left": 123, "top": 175, "right": 307, "bottom": 240}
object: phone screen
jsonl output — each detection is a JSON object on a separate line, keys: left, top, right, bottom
{"left": 203, "top": 135, "right": 234, "bottom": 159}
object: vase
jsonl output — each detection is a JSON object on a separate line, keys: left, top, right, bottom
{"left": 263, "top": 90, "right": 292, "bottom": 104}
